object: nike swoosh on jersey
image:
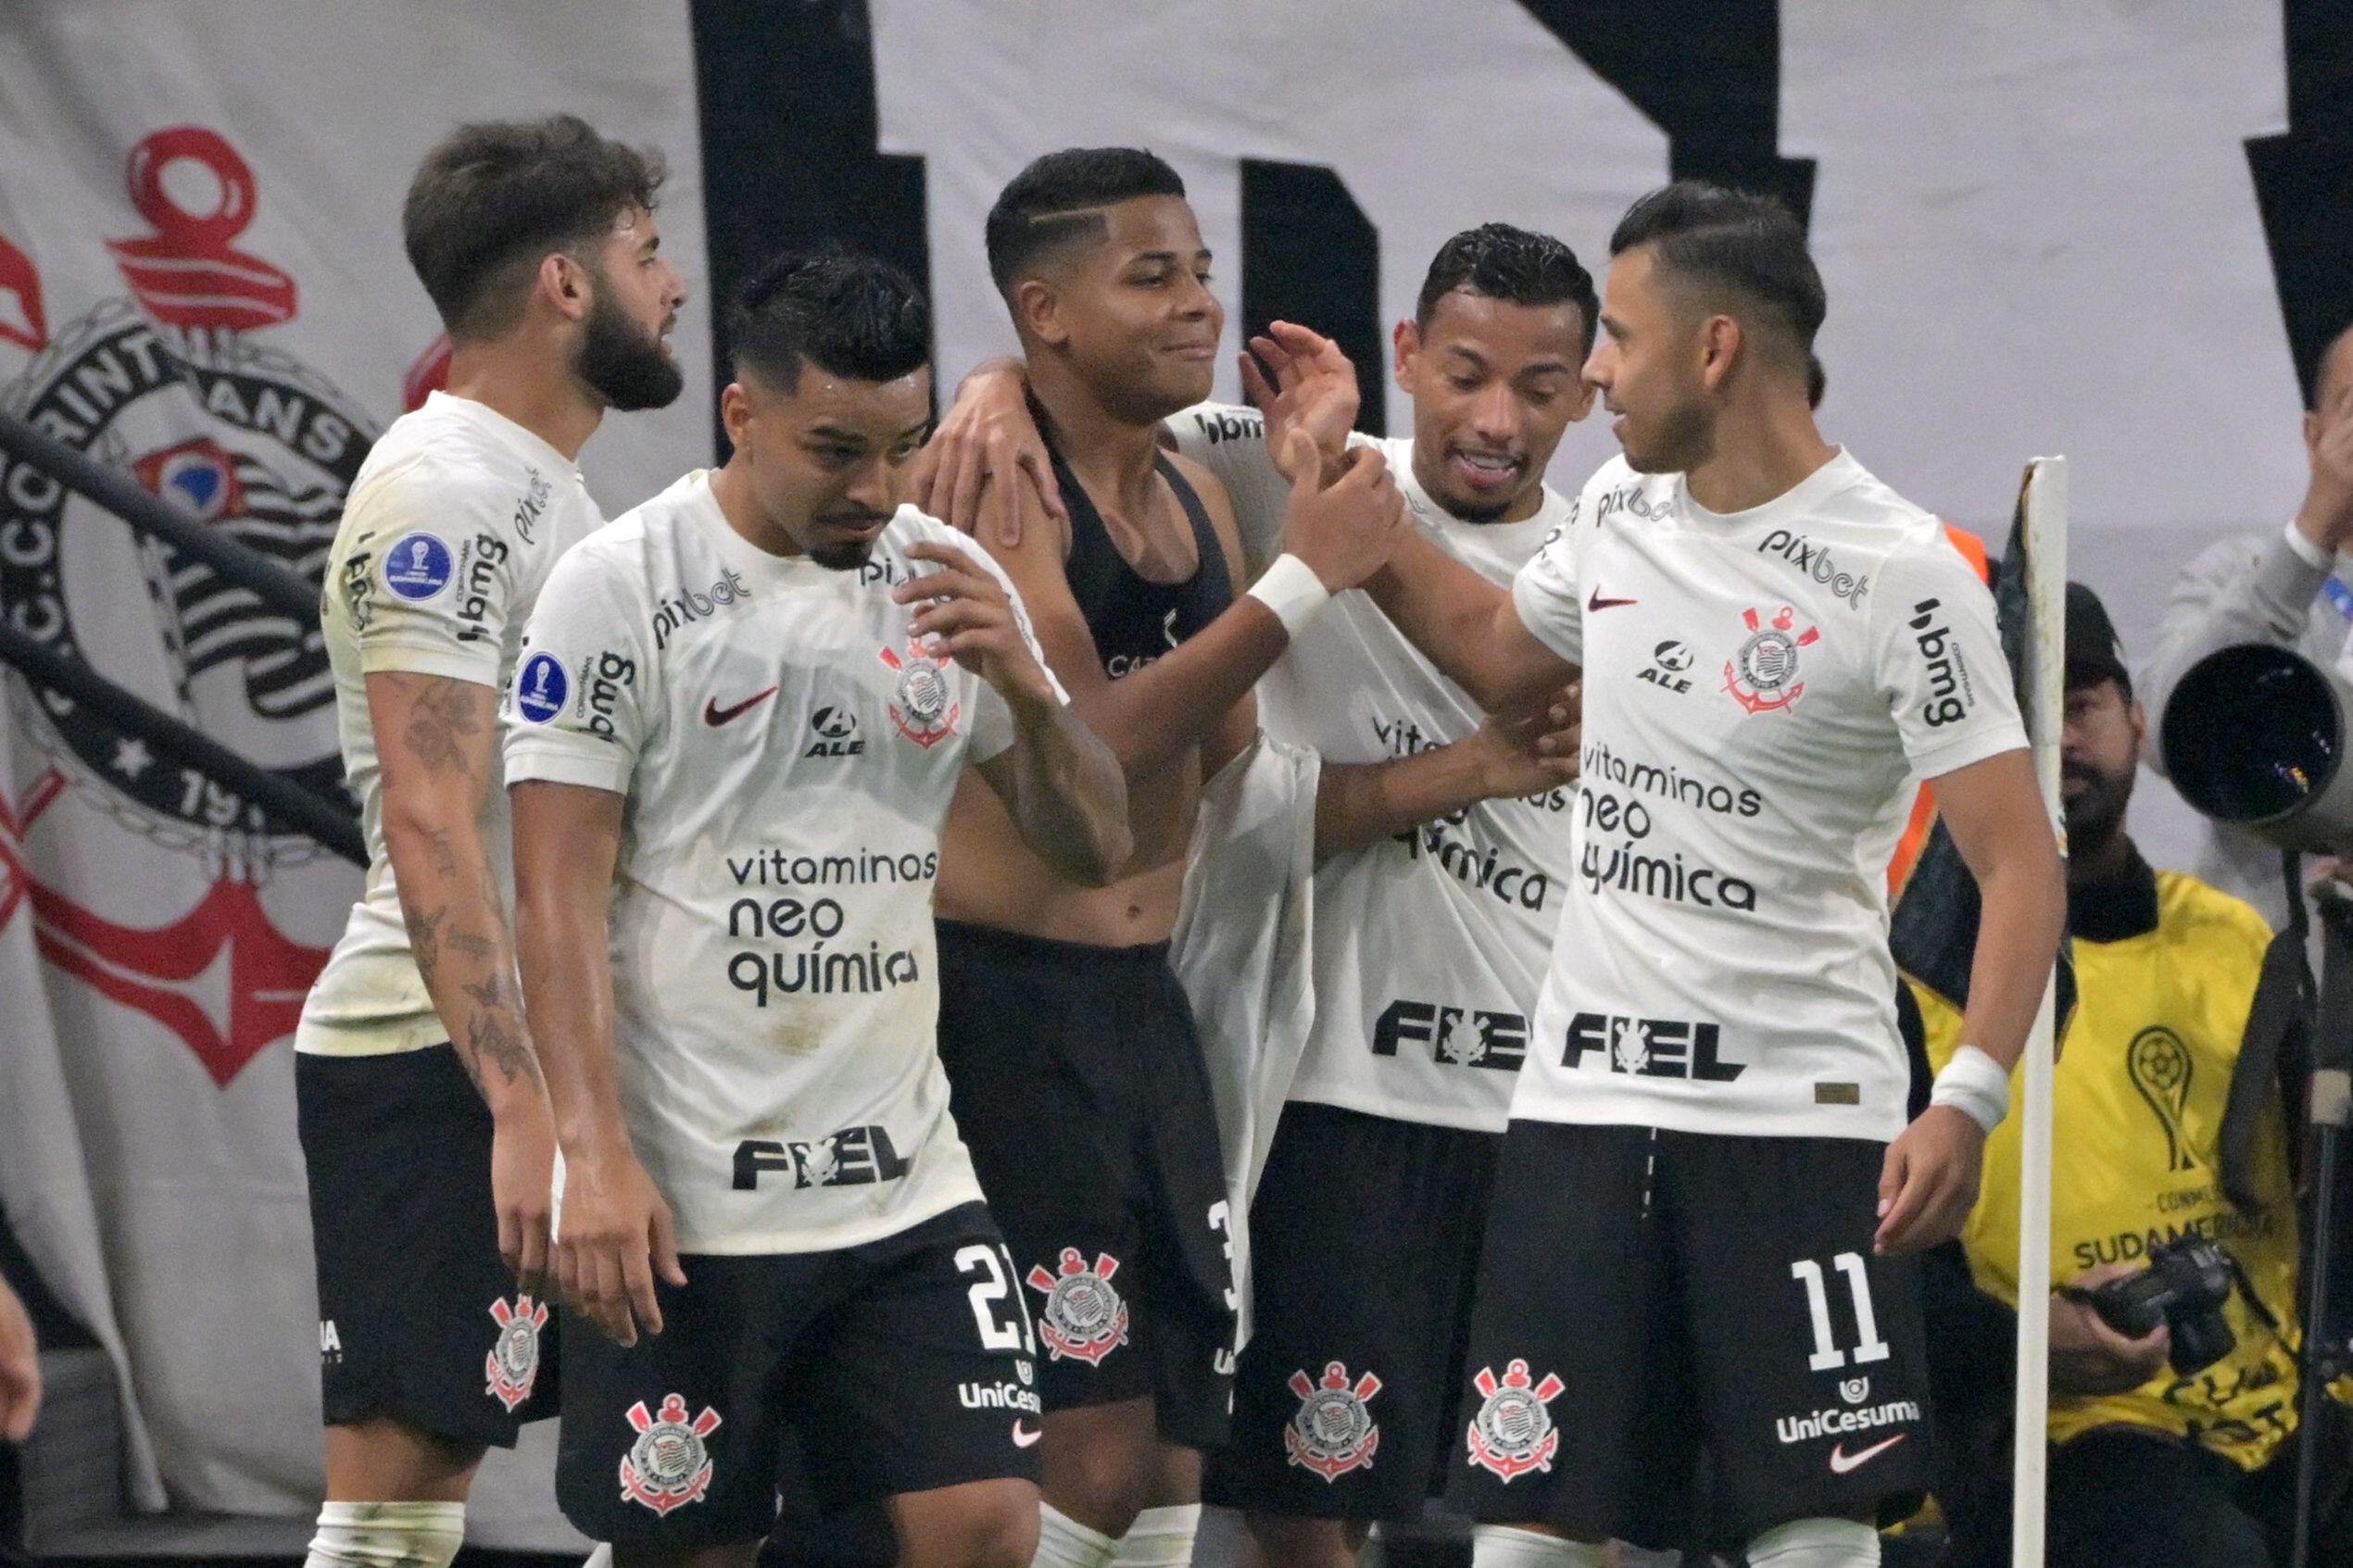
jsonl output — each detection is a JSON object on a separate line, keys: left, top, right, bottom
{"left": 1587, "top": 587, "right": 1638, "bottom": 609}
{"left": 703, "top": 685, "right": 779, "bottom": 727}
{"left": 1012, "top": 1420, "right": 1042, "bottom": 1449}
{"left": 1827, "top": 1433, "right": 1906, "bottom": 1474}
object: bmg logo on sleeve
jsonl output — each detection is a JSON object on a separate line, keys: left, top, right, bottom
{"left": 515, "top": 652, "right": 569, "bottom": 724}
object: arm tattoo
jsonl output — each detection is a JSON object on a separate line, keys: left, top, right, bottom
{"left": 401, "top": 677, "right": 484, "bottom": 778}
{"left": 410, "top": 904, "right": 446, "bottom": 987}
{"left": 420, "top": 825, "right": 459, "bottom": 879}
{"left": 459, "top": 973, "right": 541, "bottom": 1088}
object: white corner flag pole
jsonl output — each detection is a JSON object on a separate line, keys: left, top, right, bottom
{"left": 2010, "top": 456, "right": 2068, "bottom": 1568}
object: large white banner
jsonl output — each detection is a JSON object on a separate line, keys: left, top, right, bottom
{"left": 0, "top": 0, "right": 707, "bottom": 1535}
{"left": 869, "top": 0, "right": 2315, "bottom": 868}
{"left": 0, "top": 0, "right": 2336, "bottom": 1537}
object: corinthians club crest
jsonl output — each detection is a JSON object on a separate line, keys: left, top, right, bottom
{"left": 484, "top": 1294, "right": 548, "bottom": 1412}
{"left": 879, "top": 637, "right": 959, "bottom": 747}
{"left": 1285, "top": 1361, "right": 1383, "bottom": 1481}
{"left": 1466, "top": 1359, "right": 1566, "bottom": 1482}
{"left": 1026, "top": 1248, "right": 1130, "bottom": 1366}
{"left": 0, "top": 126, "right": 379, "bottom": 864}
{"left": 1724, "top": 604, "right": 1820, "bottom": 715}
{"left": 619, "top": 1393, "right": 723, "bottom": 1516}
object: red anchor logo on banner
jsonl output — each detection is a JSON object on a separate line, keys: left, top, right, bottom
{"left": 0, "top": 771, "right": 330, "bottom": 1087}
{"left": 105, "top": 126, "right": 296, "bottom": 332}
{"left": 0, "top": 229, "right": 45, "bottom": 352}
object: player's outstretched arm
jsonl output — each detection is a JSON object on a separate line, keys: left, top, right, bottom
{"left": 1875, "top": 746, "right": 2064, "bottom": 1255}
{"left": 1363, "top": 533, "right": 1576, "bottom": 716}
{"left": 510, "top": 778, "right": 686, "bottom": 1346}
{"left": 895, "top": 541, "right": 1133, "bottom": 884}
{"left": 1314, "top": 685, "right": 1580, "bottom": 859}
{"left": 367, "top": 670, "right": 555, "bottom": 1290}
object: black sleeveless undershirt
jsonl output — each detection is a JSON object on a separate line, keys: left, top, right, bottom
{"left": 1051, "top": 444, "right": 1234, "bottom": 681}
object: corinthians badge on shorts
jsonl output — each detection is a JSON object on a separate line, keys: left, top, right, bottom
{"left": 619, "top": 1393, "right": 723, "bottom": 1515}
{"left": 483, "top": 1294, "right": 548, "bottom": 1411}
{"left": 1466, "top": 1359, "right": 1566, "bottom": 1481}
{"left": 1026, "top": 1248, "right": 1130, "bottom": 1365}
{"left": 1724, "top": 604, "right": 1820, "bottom": 714}
{"left": 1285, "top": 1361, "right": 1383, "bottom": 1481}
{"left": 879, "top": 638, "right": 960, "bottom": 748}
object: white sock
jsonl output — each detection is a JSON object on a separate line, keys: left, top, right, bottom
{"left": 1469, "top": 1524, "right": 1607, "bottom": 1568}
{"left": 302, "top": 1500, "right": 464, "bottom": 1568}
{"left": 1032, "top": 1501, "right": 1119, "bottom": 1568}
{"left": 1746, "top": 1516, "right": 1881, "bottom": 1567}
{"left": 580, "top": 1548, "right": 612, "bottom": 1568}
{"left": 1110, "top": 1502, "right": 1200, "bottom": 1566}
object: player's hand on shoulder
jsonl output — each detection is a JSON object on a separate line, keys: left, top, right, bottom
{"left": 908, "top": 358, "right": 1062, "bottom": 546}
{"left": 555, "top": 1138, "right": 686, "bottom": 1348}
{"left": 1277, "top": 434, "right": 1406, "bottom": 593}
{"left": 1872, "top": 1103, "right": 1986, "bottom": 1255}
{"left": 895, "top": 541, "right": 1058, "bottom": 709}
{"left": 1242, "top": 320, "right": 1359, "bottom": 483}
{"left": 1466, "top": 682, "right": 1581, "bottom": 801}
{"left": 2049, "top": 1261, "right": 2171, "bottom": 1394}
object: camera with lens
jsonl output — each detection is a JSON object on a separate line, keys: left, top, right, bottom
{"left": 2073, "top": 1236, "right": 2239, "bottom": 1376}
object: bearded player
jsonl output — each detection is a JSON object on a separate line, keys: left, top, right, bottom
{"left": 296, "top": 116, "right": 686, "bottom": 1568}
{"left": 1365, "top": 182, "right": 2065, "bottom": 1568}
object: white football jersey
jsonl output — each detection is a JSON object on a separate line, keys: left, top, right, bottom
{"left": 504, "top": 470, "right": 1060, "bottom": 1253}
{"left": 1510, "top": 452, "right": 2026, "bottom": 1142}
{"left": 299, "top": 392, "right": 602, "bottom": 1058}
{"left": 1172, "top": 403, "right": 1574, "bottom": 1132}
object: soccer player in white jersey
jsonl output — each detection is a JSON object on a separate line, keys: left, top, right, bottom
{"left": 1362, "top": 182, "right": 2067, "bottom": 1568}
{"left": 506, "top": 251, "right": 1130, "bottom": 1568}
{"left": 296, "top": 117, "right": 686, "bottom": 1568}
{"left": 932, "top": 222, "right": 1598, "bottom": 1568}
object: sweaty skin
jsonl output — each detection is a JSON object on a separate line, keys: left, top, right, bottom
{"left": 937, "top": 456, "right": 1249, "bottom": 945}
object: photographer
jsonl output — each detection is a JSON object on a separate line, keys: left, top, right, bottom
{"left": 1912, "top": 583, "right": 2349, "bottom": 1567}
{"left": 2144, "top": 322, "right": 2353, "bottom": 927}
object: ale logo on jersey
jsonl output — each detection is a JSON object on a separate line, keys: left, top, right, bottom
{"left": 1725, "top": 605, "right": 1820, "bottom": 713}
{"left": 515, "top": 652, "right": 568, "bottom": 723}
{"left": 1638, "top": 638, "right": 1694, "bottom": 695}
{"left": 1286, "top": 1361, "right": 1383, "bottom": 1481}
{"left": 806, "top": 704, "right": 863, "bottom": 758}
{"left": 484, "top": 1293, "right": 547, "bottom": 1411}
{"left": 1027, "top": 1248, "right": 1129, "bottom": 1365}
{"left": 619, "top": 1393, "right": 723, "bottom": 1515}
{"left": 1466, "top": 1359, "right": 1566, "bottom": 1481}
{"left": 879, "top": 639, "right": 959, "bottom": 747}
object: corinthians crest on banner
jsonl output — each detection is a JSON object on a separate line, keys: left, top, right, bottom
{"left": 0, "top": 125, "right": 423, "bottom": 1086}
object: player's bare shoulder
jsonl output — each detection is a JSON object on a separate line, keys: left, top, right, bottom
{"left": 1163, "top": 449, "right": 1247, "bottom": 582}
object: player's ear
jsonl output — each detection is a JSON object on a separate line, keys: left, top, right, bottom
{"left": 1392, "top": 319, "right": 1420, "bottom": 395}
{"left": 720, "top": 382, "right": 752, "bottom": 449}
{"left": 1013, "top": 277, "right": 1067, "bottom": 348}
{"left": 1697, "top": 313, "right": 1743, "bottom": 393}
{"left": 540, "top": 252, "right": 591, "bottom": 324}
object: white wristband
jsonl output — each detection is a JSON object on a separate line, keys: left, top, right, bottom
{"left": 2284, "top": 515, "right": 2334, "bottom": 571}
{"left": 1245, "top": 553, "right": 1331, "bottom": 640}
{"left": 1930, "top": 1044, "right": 2010, "bottom": 1134}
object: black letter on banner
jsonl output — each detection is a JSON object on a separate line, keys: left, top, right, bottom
{"left": 2246, "top": 0, "right": 2353, "bottom": 407}
{"left": 1513, "top": 0, "right": 1815, "bottom": 223}
{"left": 1240, "top": 160, "right": 1384, "bottom": 437}
{"left": 690, "top": 1, "right": 934, "bottom": 439}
